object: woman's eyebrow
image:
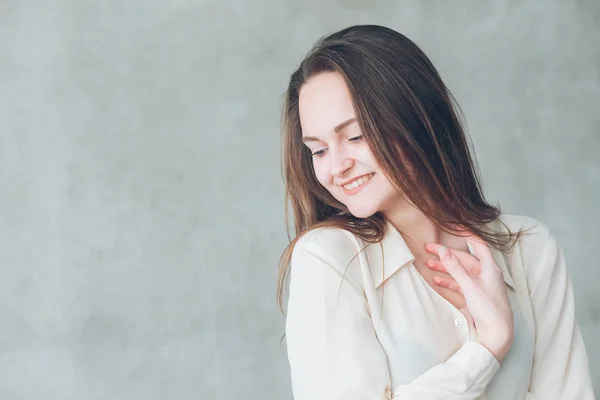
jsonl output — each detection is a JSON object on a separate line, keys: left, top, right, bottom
{"left": 333, "top": 117, "right": 357, "bottom": 133}
{"left": 302, "top": 118, "right": 357, "bottom": 143}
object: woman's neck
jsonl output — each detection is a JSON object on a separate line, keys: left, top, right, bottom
{"left": 384, "top": 205, "right": 468, "bottom": 260}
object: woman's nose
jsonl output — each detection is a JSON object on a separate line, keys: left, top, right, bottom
{"left": 330, "top": 156, "right": 354, "bottom": 177}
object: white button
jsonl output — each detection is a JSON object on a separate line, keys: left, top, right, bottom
{"left": 454, "top": 319, "right": 463, "bottom": 327}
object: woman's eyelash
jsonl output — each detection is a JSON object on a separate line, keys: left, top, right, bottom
{"left": 310, "top": 136, "right": 363, "bottom": 157}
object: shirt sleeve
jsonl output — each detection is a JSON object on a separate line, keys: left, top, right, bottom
{"left": 525, "top": 235, "right": 595, "bottom": 399}
{"left": 285, "top": 239, "right": 500, "bottom": 400}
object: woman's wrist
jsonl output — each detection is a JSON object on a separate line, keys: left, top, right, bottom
{"left": 480, "top": 331, "right": 514, "bottom": 363}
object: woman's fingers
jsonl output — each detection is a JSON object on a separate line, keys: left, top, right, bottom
{"left": 437, "top": 246, "right": 473, "bottom": 289}
{"left": 425, "top": 243, "right": 481, "bottom": 277}
{"left": 466, "top": 238, "right": 494, "bottom": 264}
{"left": 425, "top": 259, "right": 448, "bottom": 273}
{"left": 425, "top": 243, "right": 479, "bottom": 266}
{"left": 432, "top": 275, "right": 463, "bottom": 294}
{"left": 426, "top": 258, "right": 481, "bottom": 277}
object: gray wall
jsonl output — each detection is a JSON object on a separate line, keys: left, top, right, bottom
{"left": 0, "top": 1, "right": 598, "bottom": 398}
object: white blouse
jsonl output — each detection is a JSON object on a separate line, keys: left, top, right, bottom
{"left": 285, "top": 214, "right": 595, "bottom": 399}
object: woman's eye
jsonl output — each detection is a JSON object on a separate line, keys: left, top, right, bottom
{"left": 311, "top": 149, "right": 326, "bottom": 157}
{"left": 349, "top": 135, "right": 363, "bottom": 142}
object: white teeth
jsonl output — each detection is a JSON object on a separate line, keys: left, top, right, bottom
{"left": 343, "top": 173, "right": 373, "bottom": 190}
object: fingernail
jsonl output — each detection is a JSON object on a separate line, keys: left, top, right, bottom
{"left": 466, "top": 240, "right": 474, "bottom": 254}
{"left": 438, "top": 246, "right": 451, "bottom": 260}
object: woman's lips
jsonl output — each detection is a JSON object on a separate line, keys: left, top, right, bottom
{"left": 341, "top": 173, "right": 375, "bottom": 196}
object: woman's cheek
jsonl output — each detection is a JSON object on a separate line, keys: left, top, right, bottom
{"left": 313, "top": 164, "right": 328, "bottom": 187}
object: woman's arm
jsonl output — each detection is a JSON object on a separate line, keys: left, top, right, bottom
{"left": 525, "top": 235, "right": 595, "bottom": 399}
{"left": 286, "top": 239, "right": 500, "bottom": 400}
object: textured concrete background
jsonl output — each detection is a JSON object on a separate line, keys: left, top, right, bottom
{"left": 0, "top": 1, "right": 598, "bottom": 398}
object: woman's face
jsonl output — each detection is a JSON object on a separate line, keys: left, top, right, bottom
{"left": 298, "top": 72, "right": 402, "bottom": 218}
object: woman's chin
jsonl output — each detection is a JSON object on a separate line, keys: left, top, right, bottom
{"left": 347, "top": 204, "right": 378, "bottom": 219}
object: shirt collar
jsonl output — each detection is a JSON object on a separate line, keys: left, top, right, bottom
{"left": 367, "top": 218, "right": 516, "bottom": 291}
{"left": 484, "top": 218, "right": 516, "bottom": 290}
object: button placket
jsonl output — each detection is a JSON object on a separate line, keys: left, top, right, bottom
{"left": 452, "top": 313, "right": 470, "bottom": 341}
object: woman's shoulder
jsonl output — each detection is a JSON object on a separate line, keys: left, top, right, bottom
{"left": 497, "top": 213, "right": 560, "bottom": 273}
{"left": 292, "top": 225, "right": 365, "bottom": 277}
{"left": 295, "top": 225, "right": 362, "bottom": 259}
{"left": 497, "top": 213, "right": 555, "bottom": 245}
{"left": 296, "top": 225, "right": 358, "bottom": 248}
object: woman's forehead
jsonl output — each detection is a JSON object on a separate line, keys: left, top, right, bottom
{"left": 299, "top": 72, "right": 356, "bottom": 139}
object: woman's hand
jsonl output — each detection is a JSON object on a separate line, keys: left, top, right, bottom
{"left": 424, "top": 239, "right": 514, "bottom": 363}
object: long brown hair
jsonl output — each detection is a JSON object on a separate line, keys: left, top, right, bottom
{"left": 277, "top": 25, "right": 520, "bottom": 312}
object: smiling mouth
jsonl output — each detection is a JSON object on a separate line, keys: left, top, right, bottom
{"left": 340, "top": 173, "right": 375, "bottom": 191}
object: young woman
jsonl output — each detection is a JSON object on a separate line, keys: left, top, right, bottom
{"left": 277, "top": 25, "right": 594, "bottom": 399}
